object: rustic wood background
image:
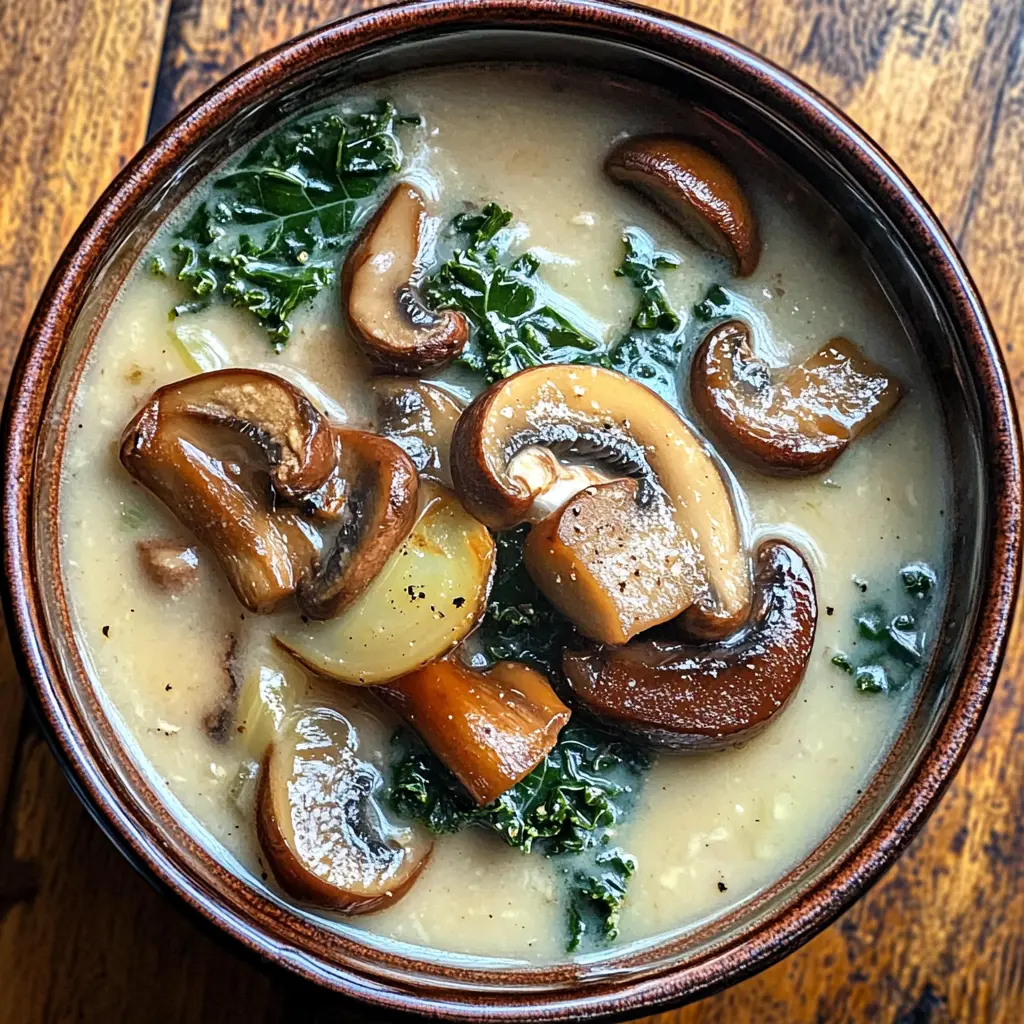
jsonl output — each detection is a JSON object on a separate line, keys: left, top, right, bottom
{"left": 0, "top": 0, "right": 1021, "bottom": 1020}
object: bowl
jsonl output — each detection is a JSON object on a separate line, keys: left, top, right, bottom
{"left": 2, "top": 0, "right": 1020, "bottom": 1018}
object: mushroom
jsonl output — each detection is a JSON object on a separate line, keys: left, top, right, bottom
{"left": 372, "top": 377, "right": 465, "bottom": 486}
{"left": 690, "top": 320, "right": 904, "bottom": 475}
{"left": 380, "top": 658, "right": 570, "bottom": 806}
{"left": 343, "top": 183, "right": 469, "bottom": 372}
{"left": 562, "top": 539, "right": 816, "bottom": 750}
{"left": 257, "top": 707, "right": 432, "bottom": 912}
{"left": 605, "top": 136, "right": 760, "bottom": 277}
{"left": 297, "top": 429, "right": 419, "bottom": 620}
{"left": 121, "top": 370, "right": 330, "bottom": 612}
{"left": 450, "top": 365, "right": 750, "bottom": 645}
{"left": 137, "top": 539, "right": 200, "bottom": 593}
{"left": 277, "top": 482, "right": 496, "bottom": 685}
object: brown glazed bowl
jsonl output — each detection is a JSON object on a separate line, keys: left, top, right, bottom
{"left": 2, "top": 0, "right": 1020, "bottom": 1019}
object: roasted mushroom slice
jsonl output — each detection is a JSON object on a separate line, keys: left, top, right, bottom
{"left": 121, "top": 371, "right": 327, "bottom": 612}
{"left": 344, "top": 183, "right": 469, "bottom": 372}
{"left": 450, "top": 365, "right": 749, "bottom": 645}
{"left": 277, "top": 482, "right": 495, "bottom": 685}
{"left": 606, "top": 136, "right": 760, "bottom": 277}
{"left": 137, "top": 539, "right": 200, "bottom": 594}
{"left": 297, "top": 429, "right": 419, "bottom": 620}
{"left": 258, "top": 707, "right": 432, "bottom": 912}
{"left": 372, "top": 377, "right": 464, "bottom": 486}
{"left": 381, "top": 659, "right": 570, "bottom": 806}
{"left": 563, "top": 540, "right": 816, "bottom": 750}
{"left": 691, "top": 320, "right": 903, "bottom": 475}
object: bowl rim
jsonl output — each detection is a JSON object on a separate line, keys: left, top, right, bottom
{"left": 2, "top": 0, "right": 1021, "bottom": 1019}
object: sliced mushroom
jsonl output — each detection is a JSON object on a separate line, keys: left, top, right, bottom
{"left": 142, "top": 368, "right": 336, "bottom": 498}
{"left": 121, "top": 371, "right": 326, "bottom": 612}
{"left": 297, "top": 429, "right": 419, "bottom": 620}
{"left": 380, "top": 659, "right": 570, "bottom": 806}
{"left": 137, "top": 539, "right": 200, "bottom": 593}
{"left": 450, "top": 365, "right": 749, "bottom": 645}
{"left": 257, "top": 707, "right": 432, "bottom": 912}
{"left": 372, "top": 377, "right": 464, "bottom": 486}
{"left": 691, "top": 320, "right": 904, "bottom": 475}
{"left": 344, "top": 183, "right": 469, "bottom": 372}
{"left": 563, "top": 540, "right": 816, "bottom": 750}
{"left": 277, "top": 482, "right": 495, "bottom": 685}
{"left": 606, "top": 136, "right": 760, "bottom": 277}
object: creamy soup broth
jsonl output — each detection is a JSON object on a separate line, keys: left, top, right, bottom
{"left": 60, "top": 68, "right": 949, "bottom": 960}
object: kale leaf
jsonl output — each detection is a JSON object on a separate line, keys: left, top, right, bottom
{"left": 830, "top": 562, "right": 939, "bottom": 693}
{"left": 170, "top": 102, "right": 414, "bottom": 348}
{"left": 389, "top": 719, "right": 649, "bottom": 950}
{"left": 425, "top": 203, "right": 604, "bottom": 382}
{"left": 474, "top": 525, "right": 574, "bottom": 678}
{"left": 605, "top": 228, "right": 684, "bottom": 401}
{"left": 427, "top": 212, "right": 685, "bottom": 400}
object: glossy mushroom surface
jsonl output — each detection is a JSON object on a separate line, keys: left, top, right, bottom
{"left": 120, "top": 370, "right": 327, "bottom": 612}
{"left": 380, "top": 659, "right": 570, "bottom": 806}
{"left": 450, "top": 364, "right": 750, "bottom": 644}
{"left": 691, "top": 320, "right": 903, "bottom": 475}
{"left": 277, "top": 482, "right": 495, "bottom": 685}
{"left": 257, "top": 707, "right": 432, "bottom": 912}
{"left": 343, "top": 183, "right": 469, "bottom": 372}
{"left": 372, "top": 376, "right": 464, "bottom": 486}
{"left": 606, "top": 135, "right": 760, "bottom": 276}
{"left": 563, "top": 539, "right": 817, "bottom": 750}
{"left": 297, "top": 428, "right": 419, "bottom": 620}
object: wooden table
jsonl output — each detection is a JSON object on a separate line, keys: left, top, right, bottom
{"left": 1, "top": 1, "right": 1021, "bottom": 1020}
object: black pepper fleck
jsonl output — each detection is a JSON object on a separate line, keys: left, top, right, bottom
{"left": 102, "top": 625, "right": 110, "bottom": 637}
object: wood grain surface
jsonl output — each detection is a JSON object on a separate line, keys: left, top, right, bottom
{"left": 0, "top": 1, "right": 1021, "bottom": 1021}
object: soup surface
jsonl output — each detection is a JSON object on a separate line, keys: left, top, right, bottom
{"left": 60, "top": 67, "right": 948, "bottom": 962}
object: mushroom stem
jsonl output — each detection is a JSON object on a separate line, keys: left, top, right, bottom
{"left": 379, "top": 658, "right": 570, "bottom": 806}
{"left": 563, "top": 540, "right": 817, "bottom": 750}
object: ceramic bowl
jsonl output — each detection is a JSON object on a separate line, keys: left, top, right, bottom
{"left": 2, "top": 1, "right": 1020, "bottom": 1019}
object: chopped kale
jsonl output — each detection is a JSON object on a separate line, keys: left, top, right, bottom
{"left": 170, "top": 102, "right": 414, "bottom": 347}
{"left": 605, "top": 228, "right": 684, "bottom": 401}
{"left": 692, "top": 283, "right": 730, "bottom": 322}
{"left": 389, "top": 719, "right": 649, "bottom": 950}
{"left": 831, "top": 562, "right": 938, "bottom": 693}
{"left": 425, "top": 203, "right": 603, "bottom": 382}
{"left": 427, "top": 211, "right": 687, "bottom": 394}
{"left": 474, "top": 525, "right": 574, "bottom": 678}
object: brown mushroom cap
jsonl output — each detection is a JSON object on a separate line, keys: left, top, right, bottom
{"left": 380, "top": 659, "right": 570, "bottom": 806}
{"left": 150, "top": 368, "right": 336, "bottom": 498}
{"left": 606, "top": 136, "right": 760, "bottom": 277}
{"left": 563, "top": 539, "right": 817, "bottom": 750}
{"left": 120, "top": 372, "right": 325, "bottom": 612}
{"left": 372, "top": 377, "right": 464, "bottom": 486}
{"left": 450, "top": 364, "right": 750, "bottom": 645}
{"left": 344, "top": 183, "right": 469, "bottom": 373}
{"left": 257, "top": 707, "right": 432, "bottom": 913}
{"left": 297, "top": 429, "right": 419, "bottom": 621}
{"left": 691, "top": 320, "right": 904, "bottom": 476}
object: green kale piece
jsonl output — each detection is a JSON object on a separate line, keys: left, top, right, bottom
{"left": 605, "top": 228, "right": 684, "bottom": 400}
{"left": 567, "top": 847, "right": 637, "bottom": 952}
{"left": 389, "top": 716, "right": 649, "bottom": 950}
{"left": 170, "top": 102, "right": 413, "bottom": 348}
{"left": 425, "top": 203, "right": 604, "bottom": 382}
{"left": 474, "top": 525, "right": 573, "bottom": 678}
{"left": 830, "top": 562, "right": 938, "bottom": 693}
{"left": 692, "top": 283, "right": 730, "bottom": 322}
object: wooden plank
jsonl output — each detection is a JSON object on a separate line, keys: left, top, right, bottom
{"left": 0, "top": 1, "right": 1021, "bottom": 1021}
{"left": 0, "top": 0, "right": 171, "bottom": 812}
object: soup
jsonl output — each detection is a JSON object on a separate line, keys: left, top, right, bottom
{"left": 60, "top": 67, "right": 948, "bottom": 961}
